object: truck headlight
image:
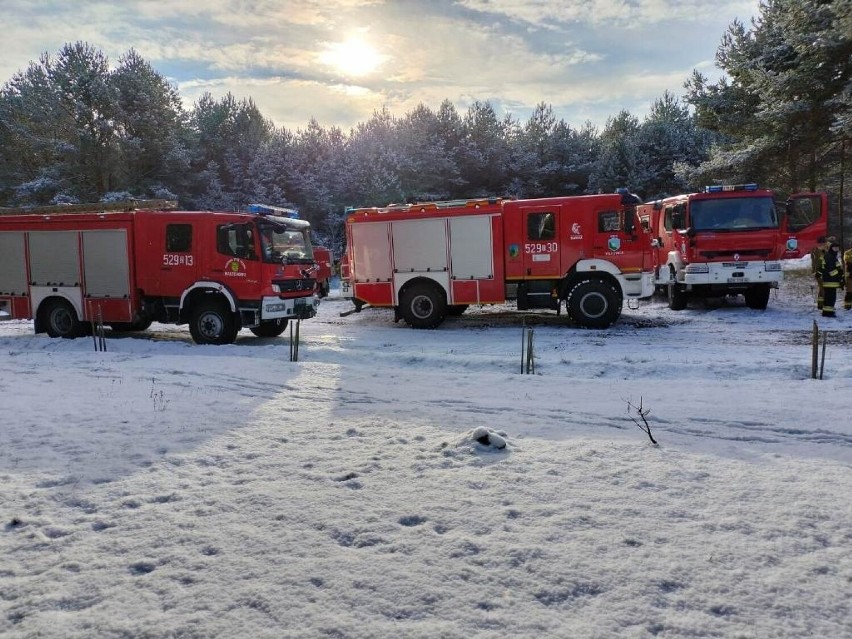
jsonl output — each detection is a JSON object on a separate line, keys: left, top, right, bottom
{"left": 765, "top": 262, "right": 782, "bottom": 272}
{"left": 271, "top": 284, "right": 281, "bottom": 293}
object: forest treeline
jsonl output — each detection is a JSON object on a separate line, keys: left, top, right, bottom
{"left": 0, "top": 0, "right": 849, "bottom": 250}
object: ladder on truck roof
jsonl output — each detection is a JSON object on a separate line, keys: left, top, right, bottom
{"left": 0, "top": 199, "right": 178, "bottom": 216}
{"left": 348, "top": 197, "right": 504, "bottom": 217}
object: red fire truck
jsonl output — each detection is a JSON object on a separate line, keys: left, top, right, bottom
{"left": 638, "top": 184, "right": 827, "bottom": 310}
{"left": 341, "top": 191, "right": 655, "bottom": 329}
{"left": 0, "top": 200, "right": 320, "bottom": 344}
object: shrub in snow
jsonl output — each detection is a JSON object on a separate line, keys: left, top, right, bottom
{"left": 102, "top": 191, "right": 137, "bottom": 202}
{"left": 150, "top": 186, "right": 178, "bottom": 200}
{"left": 51, "top": 192, "right": 80, "bottom": 205}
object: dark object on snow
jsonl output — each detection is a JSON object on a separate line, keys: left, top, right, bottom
{"left": 472, "top": 427, "right": 507, "bottom": 450}
{"left": 475, "top": 433, "right": 491, "bottom": 446}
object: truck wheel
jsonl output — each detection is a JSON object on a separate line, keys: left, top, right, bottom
{"left": 667, "top": 282, "right": 689, "bottom": 311}
{"left": 447, "top": 304, "right": 468, "bottom": 316}
{"left": 399, "top": 282, "right": 447, "bottom": 329}
{"left": 189, "top": 300, "right": 238, "bottom": 345}
{"left": 566, "top": 279, "right": 621, "bottom": 328}
{"left": 250, "top": 319, "right": 288, "bottom": 338}
{"left": 44, "top": 299, "right": 81, "bottom": 338}
{"left": 744, "top": 284, "right": 771, "bottom": 310}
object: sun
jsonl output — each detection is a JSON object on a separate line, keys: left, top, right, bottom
{"left": 319, "top": 35, "right": 385, "bottom": 77}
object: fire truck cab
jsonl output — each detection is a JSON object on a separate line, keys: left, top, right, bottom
{"left": 640, "top": 184, "right": 827, "bottom": 310}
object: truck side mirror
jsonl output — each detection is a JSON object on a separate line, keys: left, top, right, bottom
{"left": 671, "top": 212, "right": 684, "bottom": 229}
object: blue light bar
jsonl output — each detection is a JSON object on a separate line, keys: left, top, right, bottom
{"left": 703, "top": 183, "right": 759, "bottom": 193}
{"left": 247, "top": 203, "right": 300, "bottom": 218}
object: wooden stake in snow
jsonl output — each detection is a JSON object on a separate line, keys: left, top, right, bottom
{"left": 520, "top": 325, "right": 535, "bottom": 374}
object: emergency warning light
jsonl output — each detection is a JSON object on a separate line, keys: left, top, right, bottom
{"left": 703, "top": 183, "right": 759, "bottom": 193}
{"left": 247, "top": 203, "right": 300, "bottom": 218}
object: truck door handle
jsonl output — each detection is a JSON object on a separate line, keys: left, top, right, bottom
{"left": 161, "top": 267, "right": 172, "bottom": 271}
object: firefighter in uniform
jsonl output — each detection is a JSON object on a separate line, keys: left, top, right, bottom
{"left": 844, "top": 243, "right": 852, "bottom": 311}
{"left": 810, "top": 236, "right": 829, "bottom": 311}
{"left": 819, "top": 241, "right": 843, "bottom": 317}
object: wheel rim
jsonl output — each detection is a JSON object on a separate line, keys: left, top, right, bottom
{"left": 578, "top": 291, "right": 608, "bottom": 319}
{"left": 50, "top": 307, "right": 73, "bottom": 334}
{"left": 198, "top": 311, "right": 224, "bottom": 340}
{"left": 410, "top": 294, "right": 434, "bottom": 320}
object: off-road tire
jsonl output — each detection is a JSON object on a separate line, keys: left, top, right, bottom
{"left": 43, "top": 299, "right": 81, "bottom": 339}
{"left": 250, "top": 319, "right": 289, "bottom": 338}
{"left": 566, "top": 279, "right": 621, "bottom": 328}
{"left": 399, "top": 282, "right": 447, "bottom": 329}
{"left": 189, "top": 299, "right": 238, "bottom": 345}
{"left": 744, "top": 284, "right": 771, "bottom": 310}
{"left": 667, "top": 281, "right": 689, "bottom": 311}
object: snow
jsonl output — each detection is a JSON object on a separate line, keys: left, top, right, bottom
{"left": 2, "top": 270, "right": 851, "bottom": 639}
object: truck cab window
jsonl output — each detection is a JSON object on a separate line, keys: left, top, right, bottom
{"left": 166, "top": 224, "right": 192, "bottom": 252}
{"left": 258, "top": 224, "right": 312, "bottom": 264}
{"left": 217, "top": 223, "right": 257, "bottom": 260}
{"left": 690, "top": 197, "right": 777, "bottom": 231}
{"left": 786, "top": 197, "right": 820, "bottom": 232}
{"left": 664, "top": 208, "right": 674, "bottom": 232}
{"left": 598, "top": 210, "right": 621, "bottom": 232}
{"left": 527, "top": 212, "right": 555, "bottom": 240}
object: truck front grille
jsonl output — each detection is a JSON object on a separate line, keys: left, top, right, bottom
{"left": 273, "top": 278, "right": 316, "bottom": 293}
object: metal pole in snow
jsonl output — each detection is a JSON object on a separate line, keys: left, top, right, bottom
{"left": 811, "top": 320, "right": 819, "bottom": 379}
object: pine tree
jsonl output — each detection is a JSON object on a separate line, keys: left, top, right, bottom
{"left": 588, "top": 110, "right": 640, "bottom": 195}
{"left": 685, "top": 0, "right": 852, "bottom": 192}
{"left": 111, "top": 49, "right": 190, "bottom": 198}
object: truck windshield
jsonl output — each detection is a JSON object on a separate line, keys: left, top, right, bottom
{"left": 690, "top": 196, "right": 778, "bottom": 231}
{"left": 258, "top": 223, "right": 313, "bottom": 264}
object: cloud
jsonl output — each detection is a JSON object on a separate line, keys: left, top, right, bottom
{"left": 457, "top": 0, "right": 760, "bottom": 28}
{"left": 0, "top": 0, "right": 760, "bottom": 132}
{"left": 177, "top": 76, "right": 388, "bottom": 132}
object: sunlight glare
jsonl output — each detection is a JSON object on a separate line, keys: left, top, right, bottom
{"left": 319, "top": 35, "right": 385, "bottom": 77}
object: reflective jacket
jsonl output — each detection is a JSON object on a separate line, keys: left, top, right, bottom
{"left": 821, "top": 249, "right": 843, "bottom": 287}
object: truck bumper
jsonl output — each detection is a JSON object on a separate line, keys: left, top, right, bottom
{"left": 679, "top": 262, "right": 783, "bottom": 288}
{"left": 261, "top": 295, "right": 319, "bottom": 320}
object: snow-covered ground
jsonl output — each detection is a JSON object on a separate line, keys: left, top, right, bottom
{"left": 2, "top": 270, "right": 851, "bottom": 639}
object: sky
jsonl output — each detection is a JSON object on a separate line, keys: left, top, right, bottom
{"left": 1, "top": 265, "right": 851, "bottom": 638}
{"left": 0, "top": 0, "right": 760, "bottom": 133}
